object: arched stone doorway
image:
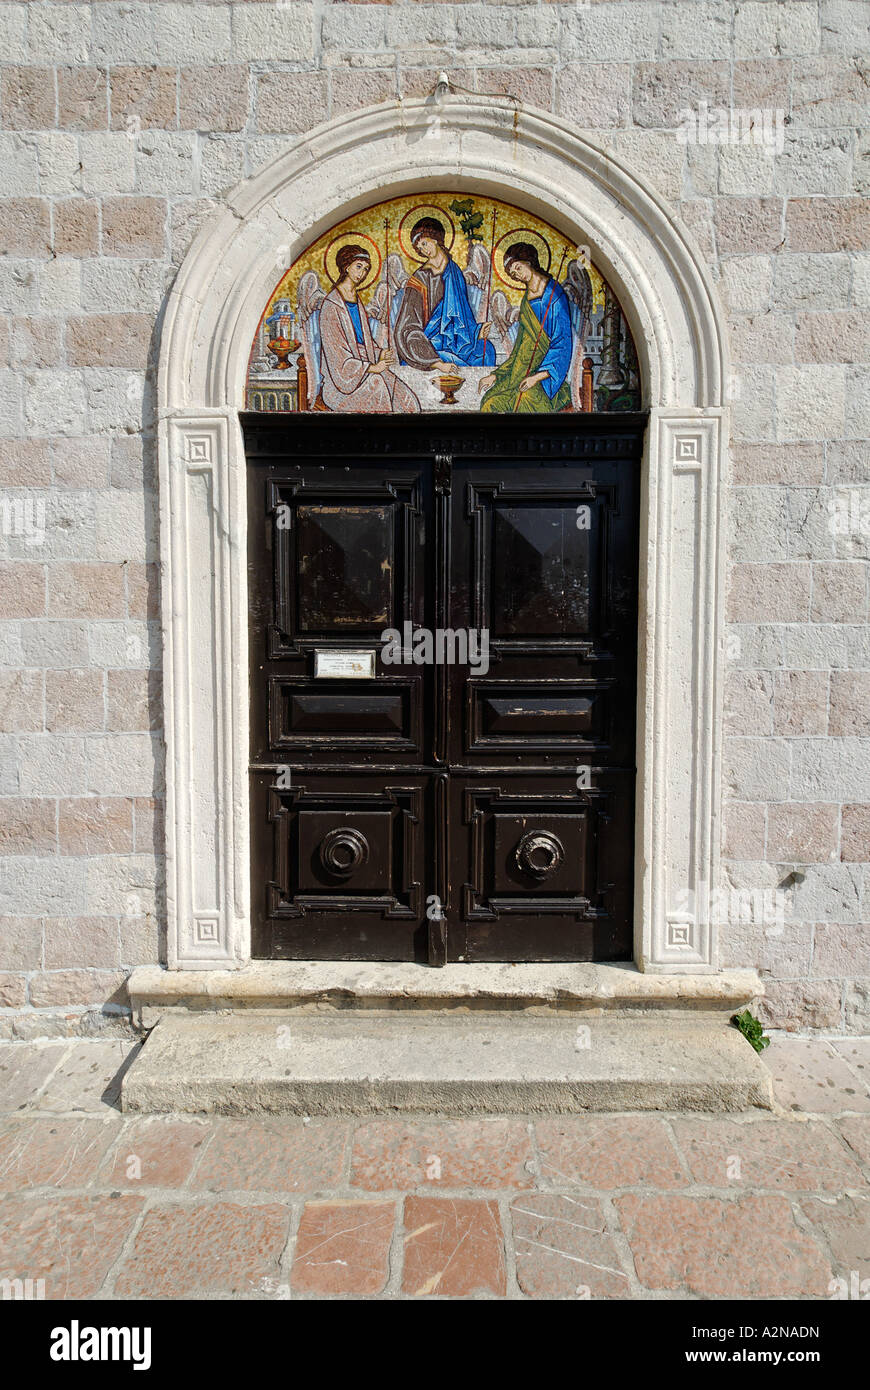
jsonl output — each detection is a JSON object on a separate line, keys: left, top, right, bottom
{"left": 157, "top": 98, "right": 730, "bottom": 976}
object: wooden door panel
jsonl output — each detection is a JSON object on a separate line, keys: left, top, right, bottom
{"left": 251, "top": 772, "right": 429, "bottom": 961}
{"left": 268, "top": 676, "right": 420, "bottom": 755}
{"left": 447, "top": 774, "right": 632, "bottom": 963}
{"left": 245, "top": 414, "right": 643, "bottom": 964}
{"left": 464, "top": 679, "right": 615, "bottom": 756}
{"left": 294, "top": 503, "right": 394, "bottom": 632}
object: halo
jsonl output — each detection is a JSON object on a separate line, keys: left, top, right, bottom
{"left": 323, "top": 231, "right": 382, "bottom": 291}
{"left": 493, "top": 227, "right": 553, "bottom": 287}
{"left": 397, "top": 204, "right": 456, "bottom": 262}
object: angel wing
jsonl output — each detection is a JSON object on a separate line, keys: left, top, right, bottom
{"left": 296, "top": 270, "right": 327, "bottom": 406}
{"left": 368, "top": 253, "right": 408, "bottom": 344}
{"left": 562, "top": 260, "right": 595, "bottom": 410}
{"left": 563, "top": 259, "right": 594, "bottom": 340}
{"left": 490, "top": 288, "right": 519, "bottom": 357}
{"left": 463, "top": 242, "right": 491, "bottom": 318}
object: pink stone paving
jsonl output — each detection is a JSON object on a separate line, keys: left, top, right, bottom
{"left": 0, "top": 1115, "right": 117, "bottom": 1190}
{"left": 0, "top": 1194, "right": 143, "bottom": 1299}
{"left": 98, "top": 1116, "right": 211, "bottom": 1188}
{"left": 0, "top": 1038, "right": 867, "bottom": 1299}
{"left": 291, "top": 1199, "right": 395, "bottom": 1295}
{"left": 402, "top": 1196, "right": 507, "bottom": 1296}
{"left": 350, "top": 1117, "right": 535, "bottom": 1190}
{"left": 114, "top": 1201, "right": 291, "bottom": 1298}
{"left": 671, "top": 1116, "right": 866, "bottom": 1192}
{"left": 615, "top": 1194, "right": 834, "bottom": 1298}
{"left": 511, "top": 1193, "right": 631, "bottom": 1299}
{"left": 193, "top": 1116, "right": 348, "bottom": 1192}
{"left": 536, "top": 1115, "right": 687, "bottom": 1188}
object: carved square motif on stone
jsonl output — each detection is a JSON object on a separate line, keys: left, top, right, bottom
{"left": 186, "top": 436, "right": 212, "bottom": 466}
{"left": 675, "top": 435, "right": 701, "bottom": 464}
{"left": 667, "top": 920, "right": 693, "bottom": 948}
{"left": 194, "top": 917, "right": 220, "bottom": 945}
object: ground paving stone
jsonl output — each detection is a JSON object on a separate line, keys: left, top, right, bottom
{"left": 0, "top": 1042, "right": 70, "bottom": 1112}
{"left": 766, "top": 1035, "right": 870, "bottom": 1114}
{"left": 114, "top": 1200, "right": 291, "bottom": 1298}
{"left": 535, "top": 1114, "right": 687, "bottom": 1189}
{"left": 0, "top": 1037, "right": 865, "bottom": 1299}
{"left": 291, "top": 1199, "right": 395, "bottom": 1295}
{"left": 0, "top": 1114, "right": 117, "bottom": 1190}
{"left": 511, "top": 1193, "right": 631, "bottom": 1299}
{"left": 0, "top": 1193, "right": 143, "bottom": 1299}
{"left": 193, "top": 1116, "right": 348, "bottom": 1193}
{"left": 402, "top": 1195, "right": 507, "bottom": 1297}
{"left": 32, "top": 1039, "right": 137, "bottom": 1114}
{"left": 350, "top": 1117, "right": 535, "bottom": 1191}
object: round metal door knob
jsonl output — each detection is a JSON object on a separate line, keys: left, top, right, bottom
{"left": 320, "top": 827, "right": 369, "bottom": 877}
{"left": 515, "top": 830, "right": 564, "bottom": 878}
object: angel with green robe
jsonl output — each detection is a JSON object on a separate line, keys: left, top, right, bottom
{"left": 479, "top": 242, "right": 573, "bottom": 414}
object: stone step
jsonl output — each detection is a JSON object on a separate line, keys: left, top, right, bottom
{"left": 121, "top": 1011, "right": 773, "bottom": 1116}
{"left": 127, "top": 961, "right": 763, "bottom": 1027}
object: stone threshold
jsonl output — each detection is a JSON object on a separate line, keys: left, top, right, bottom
{"left": 128, "top": 961, "right": 763, "bottom": 1028}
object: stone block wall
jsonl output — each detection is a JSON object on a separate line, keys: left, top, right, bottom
{"left": 0, "top": 1, "right": 868, "bottom": 1035}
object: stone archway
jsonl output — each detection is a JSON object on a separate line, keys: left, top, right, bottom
{"left": 157, "top": 97, "right": 730, "bottom": 975}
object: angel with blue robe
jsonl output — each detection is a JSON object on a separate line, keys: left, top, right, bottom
{"left": 394, "top": 217, "right": 496, "bottom": 370}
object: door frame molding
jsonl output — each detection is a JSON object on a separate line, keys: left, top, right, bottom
{"left": 157, "top": 97, "right": 730, "bottom": 973}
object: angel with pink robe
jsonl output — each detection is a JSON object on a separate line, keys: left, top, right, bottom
{"left": 319, "top": 244, "right": 420, "bottom": 414}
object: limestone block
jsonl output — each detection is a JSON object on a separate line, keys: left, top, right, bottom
{"left": 29, "top": 4, "right": 91, "bottom": 65}
{"left": 231, "top": 4, "right": 316, "bottom": 63}
{"left": 153, "top": 3, "right": 233, "bottom": 65}
{"left": 24, "top": 370, "right": 88, "bottom": 436}
{"left": 734, "top": 2, "right": 822, "bottom": 59}
{"left": 90, "top": 2, "right": 159, "bottom": 66}
{"left": 776, "top": 364, "right": 846, "bottom": 441}
{"left": 84, "top": 731, "right": 163, "bottom": 799}
{"left": 80, "top": 133, "right": 137, "bottom": 195}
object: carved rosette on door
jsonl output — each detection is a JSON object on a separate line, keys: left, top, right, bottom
{"left": 246, "top": 414, "right": 643, "bottom": 964}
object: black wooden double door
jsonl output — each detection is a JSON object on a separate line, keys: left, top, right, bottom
{"left": 245, "top": 414, "right": 644, "bottom": 965}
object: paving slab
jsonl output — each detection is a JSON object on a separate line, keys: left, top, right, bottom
{"left": 34, "top": 1039, "right": 139, "bottom": 1114}
{"left": 511, "top": 1193, "right": 632, "bottom": 1299}
{"left": 0, "top": 1033, "right": 864, "bottom": 1301}
{"left": 0, "top": 1042, "right": 71, "bottom": 1113}
{"left": 121, "top": 1011, "right": 774, "bottom": 1115}
{"left": 766, "top": 1035, "right": 870, "bottom": 1114}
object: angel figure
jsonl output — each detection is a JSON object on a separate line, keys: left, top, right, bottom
{"left": 318, "top": 244, "right": 420, "bottom": 413}
{"left": 393, "top": 216, "right": 495, "bottom": 369}
{"left": 489, "top": 287, "right": 520, "bottom": 358}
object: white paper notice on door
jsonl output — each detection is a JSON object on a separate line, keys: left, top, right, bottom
{"left": 314, "top": 650, "right": 376, "bottom": 679}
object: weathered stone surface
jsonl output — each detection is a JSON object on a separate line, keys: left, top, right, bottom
{"left": 120, "top": 1011, "right": 773, "bottom": 1116}
{"left": 767, "top": 802, "right": 839, "bottom": 863}
{"left": 511, "top": 1192, "right": 630, "bottom": 1299}
{"left": 351, "top": 1117, "right": 535, "bottom": 1190}
{"left": 194, "top": 1115, "right": 347, "bottom": 1192}
{"left": 757, "top": 980, "right": 843, "bottom": 1031}
{"left": 293, "top": 1199, "right": 394, "bottom": 1295}
{"left": 536, "top": 1114, "right": 686, "bottom": 1189}
{"left": 115, "top": 1200, "right": 289, "bottom": 1298}
{"left": 0, "top": 1194, "right": 143, "bottom": 1299}
{"left": 671, "top": 1114, "right": 866, "bottom": 1189}
{"left": 841, "top": 804, "right": 870, "bottom": 862}
{"left": 766, "top": 1035, "right": 870, "bottom": 1114}
{"left": 127, "top": 960, "right": 764, "bottom": 1015}
{"left": 402, "top": 1195, "right": 506, "bottom": 1296}
{"left": 616, "top": 1193, "right": 832, "bottom": 1297}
